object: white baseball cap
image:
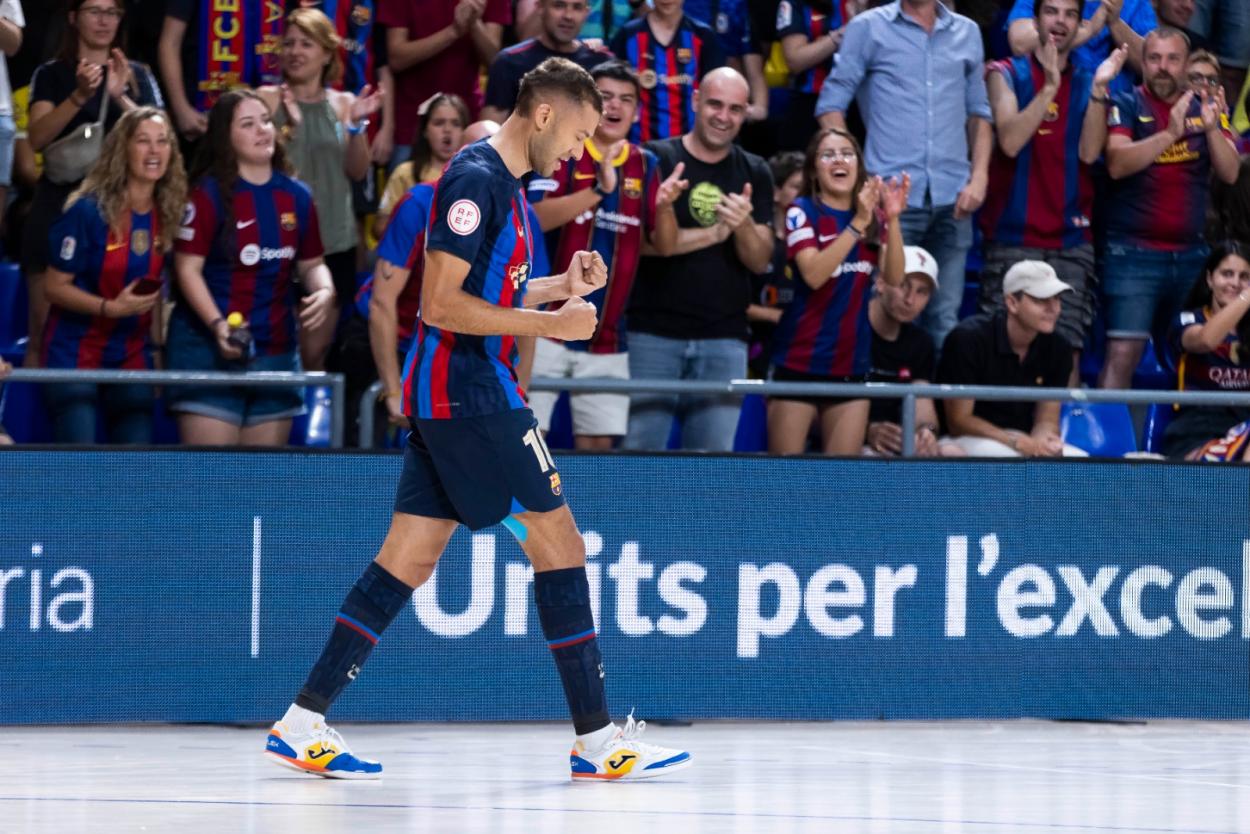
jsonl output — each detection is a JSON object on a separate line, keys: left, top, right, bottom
{"left": 1002, "top": 260, "right": 1073, "bottom": 299}
{"left": 902, "top": 246, "right": 939, "bottom": 288}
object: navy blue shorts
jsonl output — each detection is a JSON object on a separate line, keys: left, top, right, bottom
{"left": 394, "top": 408, "right": 566, "bottom": 531}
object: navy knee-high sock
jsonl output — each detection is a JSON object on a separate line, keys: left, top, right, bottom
{"left": 534, "top": 566, "right": 610, "bottom": 735}
{"left": 295, "top": 561, "right": 414, "bottom": 715}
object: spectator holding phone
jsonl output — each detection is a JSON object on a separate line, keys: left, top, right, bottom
{"left": 41, "top": 106, "right": 186, "bottom": 444}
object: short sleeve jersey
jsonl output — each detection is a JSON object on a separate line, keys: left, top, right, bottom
{"left": 525, "top": 141, "right": 661, "bottom": 353}
{"left": 404, "top": 141, "right": 535, "bottom": 420}
{"left": 1168, "top": 308, "right": 1250, "bottom": 395}
{"left": 368, "top": 182, "right": 437, "bottom": 353}
{"left": 775, "top": 0, "right": 841, "bottom": 95}
{"left": 42, "top": 196, "right": 163, "bottom": 370}
{"left": 175, "top": 174, "right": 323, "bottom": 356}
{"left": 1006, "top": 0, "right": 1156, "bottom": 95}
{"left": 684, "top": 0, "right": 756, "bottom": 58}
{"left": 771, "top": 196, "right": 877, "bottom": 377}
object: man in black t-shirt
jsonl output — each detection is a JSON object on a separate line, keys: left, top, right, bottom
{"left": 864, "top": 246, "right": 946, "bottom": 457}
{"left": 481, "top": 0, "right": 612, "bottom": 123}
{"left": 937, "top": 260, "right": 1085, "bottom": 457}
{"left": 622, "top": 66, "right": 773, "bottom": 452}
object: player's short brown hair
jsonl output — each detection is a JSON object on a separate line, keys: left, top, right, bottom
{"left": 515, "top": 57, "right": 603, "bottom": 117}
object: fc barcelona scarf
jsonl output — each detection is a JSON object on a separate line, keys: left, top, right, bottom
{"left": 195, "top": 1, "right": 285, "bottom": 111}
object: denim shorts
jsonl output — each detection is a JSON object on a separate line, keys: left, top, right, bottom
{"left": 0, "top": 112, "right": 15, "bottom": 188}
{"left": 164, "top": 319, "right": 306, "bottom": 427}
{"left": 1101, "top": 242, "right": 1209, "bottom": 340}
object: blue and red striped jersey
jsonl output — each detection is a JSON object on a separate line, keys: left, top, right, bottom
{"left": 360, "top": 182, "right": 436, "bottom": 354}
{"left": 319, "top": 0, "right": 377, "bottom": 94}
{"left": 526, "top": 140, "right": 661, "bottom": 354}
{"left": 42, "top": 196, "right": 163, "bottom": 370}
{"left": 775, "top": 0, "right": 840, "bottom": 95}
{"left": 1106, "top": 85, "right": 1234, "bottom": 251}
{"left": 176, "top": 174, "right": 323, "bottom": 356}
{"left": 610, "top": 14, "right": 727, "bottom": 143}
{"left": 404, "top": 141, "right": 534, "bottom": 420}
{"left": 980, "top": 57, "right": 1094, "bottom": 250}
{"left": 771, "top": 196, "right": 877, "bottom": 376}
{"left": 1168, "top": 307, "right": 1250, "bottom": 393}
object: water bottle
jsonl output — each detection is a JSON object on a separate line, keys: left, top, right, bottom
{"left": 225, "top": 311, "right": 254, "bottom": 360}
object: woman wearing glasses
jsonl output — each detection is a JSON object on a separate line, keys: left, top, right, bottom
{"left": 767, "top": 128, "right": 908, "bottom": 456}
{"left": 23, "top": 0, "right": 162, "bottom": 368}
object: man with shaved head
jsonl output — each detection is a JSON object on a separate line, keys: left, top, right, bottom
{"left": 624, "top": 66, "right": 775, "bottom": 451}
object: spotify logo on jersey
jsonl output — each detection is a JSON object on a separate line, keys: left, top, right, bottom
{"left": 687, "top": 181, "right": 723, "bottom": 228}
{"left": 240, "top": 244, "right": 261, "bottom": 266}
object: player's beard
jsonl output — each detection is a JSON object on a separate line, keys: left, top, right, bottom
{"left": 528, "top": 133, "right": 558, "bottom": 176}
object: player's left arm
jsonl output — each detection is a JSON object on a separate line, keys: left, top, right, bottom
{"left": 524, "top": 250, "right": 608, "bottom": 307}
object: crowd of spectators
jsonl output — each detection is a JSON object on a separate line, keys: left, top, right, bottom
{"left": 0, "top": 0, "right": 1248, "bottom": 461}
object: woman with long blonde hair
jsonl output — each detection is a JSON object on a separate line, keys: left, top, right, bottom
{"left": 41, "top": 106, "right": 186, "bottom": 443}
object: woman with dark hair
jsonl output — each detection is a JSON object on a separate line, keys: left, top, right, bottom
{"left": 1162, "top": 242, "right": 1250, "bottom": 462}
{"left": 767, "top": 127, "right": 909, "bottom": 455}
{"left": 23, "top": 0, "right": 162, "bottom": 367}
{"left": 41, "top": 106, "right": 186, "bottom": 444}
{"left": 375, "top": 92, "right": 469, "bottom": 235}
{"left": 166, "top": 89, "right": 335, "bottom": 447}
{"left": 256, "top": 7, "right": 382, "bottom": 371}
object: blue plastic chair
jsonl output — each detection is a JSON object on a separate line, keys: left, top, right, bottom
{"left": 1142, "top": 401, "right": 1176, "bottom": 454}
{"left": 1132, "top": 338, "right": 1175, "bottom": 390}
{"left": 1060, "top": 401, "right": 1138, "bottom": 457}
{"left": 732, "top": 393, "right": 768, "bottom": 452}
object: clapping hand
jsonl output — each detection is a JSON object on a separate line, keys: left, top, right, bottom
{"left": 1093, "top": 44, "right": 1129, "bottom": 93}
{"left": 350, "top": 83, "right": 385, "bottom": 124}
{"left": 596, "top": 140, "right": 626, "bottom": 193}
{"left": 1199, "top": 84, "right": 1227, "bottom": 132}
{"left": 564, "top": 250, "right": 608, "bottom": 297}
{"left": 1167, "top": 90, "right": 1195, "bottom": 141}
{"left": 105, "top": 49, "right": 133, "bottom": 100}
{"left": 854, "top": 176, "right": 881, "bottom": 227}
{"left": 879, "top": 173, "right": 911, "bottom": 221}
{"left": 716, "top": 182, "right": 754, "bottom": 230}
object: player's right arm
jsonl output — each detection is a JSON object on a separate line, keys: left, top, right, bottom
{"left": 368, "top": 257, "right": 410, "bottom": 424}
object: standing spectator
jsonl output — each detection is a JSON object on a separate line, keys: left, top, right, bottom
{"left": 0, "top": 0, "right": 22, "bottom": 234}
{"left": 41, "top": 108, "right": 184, "bottom": 444}
{"left": 777, "top": 0, "right": 844, "bottom": 150}
{"left": 1162, "top": 243, "right": 1250, "bottom": 461}
{"left": 937, "top": 260, "right": 1085, "bottom": 457}
{"left": 749, "top": 149, "right": 805, "bottom": 377}
{"left": 481, "top": 0, "right": 612, "bottom": 124}
{"left": 767, "top": 128, "right": 908, "bottom": 455}
{"left": 609, "top": 0, "right": 727, "bottom": 143}
{"left": 1098, "top": 27, "right": 1239, "bottom": 389}
{"left": 864, "top": 245, "right": 952, "bottom": 457}
{"left": 380, "top": 0, "right": 510, "bottom": 169}
{"left": 257, "top": 8, "right": 383, "bottom": 371}
{"left": 158, "top": 1, "right": 284, "bottom": 145}
{"left": 166, "top": 90, "right": 335, "bottom": 447}
{"left": 1007, "top": 0, "right": 1157, "bottom": 93}
{"left": 1187, "top": 0, "right": 1248, "bottom": 104}
{"left": 686, "top": 0, "right": 770, "bottom": 123}
{"left": 1154, "top": 0, "right": 1209, "bottom": 52}
{"left": 526, "top": 61, "right": 684, "bottom": 449}
{"left": 25, "top": 0, "right": 164, "bottom": 368}
{"left": 980, "top": 0, "right": 1127, "bottom": 383}
{"left": 623, "top": 67, "right": 772, "bottom": 451}
{"left": 375, "top": 93, "right": 470, "bottom": 237}
{"left": 815, "top": 0, "right": 993, "bottom": 349}
{"left": 516, "top": 0, "right": 639, "bottom": 43}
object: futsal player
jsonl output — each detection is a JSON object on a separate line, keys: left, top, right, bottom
{"left": 265, "top": 57, "right": 691, "bottom": 781}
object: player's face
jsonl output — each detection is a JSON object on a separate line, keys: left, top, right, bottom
{"left": 531, "top": 99, "right": 598, "bottom": 176}
{"left": 281, "top": 27, "right": 332, "bottom": 85}
{"left": 1009, "top": 292, "right": 1063, "bottom": 333}
{"left": 127, "top": 116, "right": 173, "bottom": 185}
{"left": 231, "top": 98, "right": 277, "bottom": 167}
{"left": 595, "top": 78, "right": 638, "bottom": 143}
{"left": 814, "top": 133, "right": 860, "bottom": 200}
{"left": 693, "top": 87, "right": 748, "bottom": 151}
{"left": 1036, "top": 0, "right": 1080, "bottom": 52}
{"left": 1143, "top": 35, "right": 1188, "bottom": 100}
{"left": 774, "top": 170, "right": 802, "bottom": 212}
{"left": 1206, "top": 254, "right": 1250, "bottom": 310}
{"left": 73, "top": 0, "right": 122, "bottom": 50}
{"left": 425, "top": 104, "right": 465, "bottom": 163}
{"left": 879, "top": 275, "right": 934, "bottom": 325}
{"left": 542, "top": 0, "right": 589, "bottom": 45}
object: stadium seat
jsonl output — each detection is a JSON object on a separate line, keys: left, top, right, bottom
{"left": 288, "top": 385, "right": 331, "bottom": 447}
{"left": 1141, "top": 401, "right": 1176, "bottom": 454}
{"left": 0, "top": 260, "right": 25, "bottom": 350}
{"left": 733, "top": 394, "right": 767, "bottom": 452}
{"left": 1132, "top": 338, "right": 1174, "bottom": 390}
{"left": 1060, "top": 401, "right": 1137, "bottom": 457}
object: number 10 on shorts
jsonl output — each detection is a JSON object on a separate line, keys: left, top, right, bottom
{"left": 523, "top": 427, "right": 556, "bottom": 473}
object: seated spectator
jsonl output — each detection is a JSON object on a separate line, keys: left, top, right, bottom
{"left": 526, "top": 60, "right": 683, "bottom": 449}
{"left": 1007, "top": 0, "right": 1157, "bottom": 92}
{"left": 376, "top": 93, "right": 470, "bottom": 237}
{"left": 609, "top": 0, "right": 727, "bottom": 143}
{"left": 480, "top": 0, "right": 612, "bottom": 124}
{"left": 41, "top": 107, "right": 185, "bottom": 445}
{"left": 380, "top": 0, "right": 509, "bottom": 169}
{"left": 0, "top": 355, "right": 12, "bottom": 444}
{"left": 937, "top": 261, "right": 1086, "bottom": 457}
{"left": 1098, "top": 27, "right": 1240, "bottom": 389}
{"left": 26, "top": 0, "right": 164, "bottom": 367}
{"left": 767, "top": 128, "right": 909, "bottom": 456}
{"left": 166, "top": 90, "right": 335, "bottom": 447}
{"left": 623, "top": 67, "right": 771, "bottom": 452}
{"left": 864, "top": 245, "right": 957, "bottom": 457}
{"left": 980, "top": 0, "right": 1124, "bottom": 385}
{"left": 1161, "top": 242, "right": 1250, "bottom": 461}
{"left": 777, "top": 0, "right": 845, "bottom": 150}
{"left": 257, "top": 7, "right": 383, "bottom": 371}
{"left": 748, "top": 150, "right": 804, "bottom": 377}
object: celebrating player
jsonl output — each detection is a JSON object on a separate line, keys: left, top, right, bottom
{"left": 265, "top": 57, "right": 690, "bottom": 781}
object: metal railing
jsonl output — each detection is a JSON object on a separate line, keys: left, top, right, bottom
{"left": 359, "top": 377, "right": 1250, "bottom": 456}
{"left": 2, "top": 369, "right": 347, "bottom": 447}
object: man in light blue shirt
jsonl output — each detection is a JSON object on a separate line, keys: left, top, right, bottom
{"left": 815, "top": 0, "right": 992, "bottom": 347}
